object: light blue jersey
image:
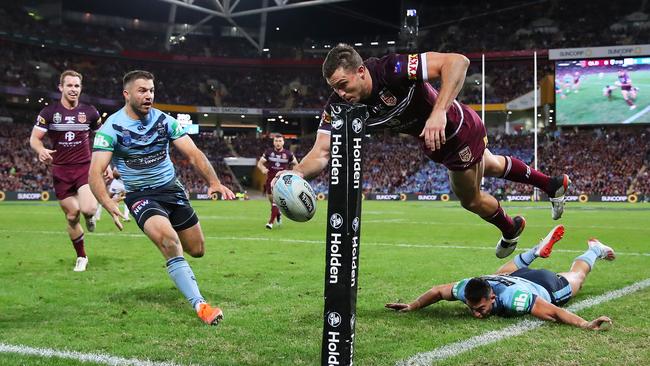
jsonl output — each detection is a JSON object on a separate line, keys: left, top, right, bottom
{"left": 452, "top": 275, "right": 552, "bottom": 316}
{"left": 92, "top": 107, "right": 186, "bottom": 192}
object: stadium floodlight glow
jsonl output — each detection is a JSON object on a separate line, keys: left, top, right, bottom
{"left": 134, "top": 18, "right": 139, "bottom": 23}
{"left": 267, "top": 118, "right": 276, "bottom": 121}
{"left": 35, "top": 65, "right": 40, "bottom": 70}
{"left": 324, "top": 44, "right": 331, "bottom": 48}
{"left": 278, "top": 115, "right": 283, "bottom": 118}
{"left": 203, "top": 113, "right": 208, "bottom": 117}
{"left": 275, "top": 27, "right": 280, "bottom": 31}
{"left": 508, "top": 111, "right": 512, "bottom": 114}
{"left": 315, "top": 115, "right": 320, "bottom": 119}
{"left": 25, "top": 98, "right": 30, "bottom": 102}
{"left": 354, "top": 42, "right": 363, "bottom": 46}
{"left": 263, "top": 48, "right": 270, "bottom": 52}
{"left": 387, "top": 40, "right": 395, "bottom": 45}
{"left": 311, "top": 45, "right": 316, "bottom": 49}
{"left": 370, "top": 41, "right": 379, "bottom": 46}
{"left": 240, "top": 115, "right": 246, "bottom": 118}
{"left": 41, "top": 44, "right": 45, "bottom": 48}
{"left": 550, "top": 109, "right": 554, "bottom": 113}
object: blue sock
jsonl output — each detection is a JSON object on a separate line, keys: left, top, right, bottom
{"left": 514, "top": 247, "right": 538, "bottom": 269}
{"left": 575, "top": 247, "right": 599, "bottom": 270}
{"left": 166, "top": 256, "right": 205, "bottom": 310}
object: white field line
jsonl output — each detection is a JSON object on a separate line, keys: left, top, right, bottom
{"left": 396, "top": 277, "right": 650, "bottom": 366}
{"left": 0, "top": 343, "right": 197, "bottom": 366}
{"left": 1, "top": 230, "right": 649, "bottom": 257}
{"left": 623, "top": 104, "right": 650, "bottom": 124}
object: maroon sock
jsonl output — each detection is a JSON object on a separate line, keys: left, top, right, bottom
{"left": 625, "top": 99, "right": 634, "bottom": 106}
{"left": 72, "top": 234, "right": 86, "bottom": 258}
{"left": 481, "top": 204, "right": 515, "bottom": 237}
{"left": 502, "top": 156, "right": 552, "bottom": 194}
{"left": 269, "top": 205, "right": 279, "bottom": 225}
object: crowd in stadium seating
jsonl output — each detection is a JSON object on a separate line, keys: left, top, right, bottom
{"left": 2, "top": 118, "right": 649, "bottom": 198}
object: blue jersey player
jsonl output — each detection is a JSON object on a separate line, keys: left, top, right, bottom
{"left": 386, "top": 225, "right": 615, "bottom": 330}
{"left": 89, "top": 70, "right": 235, "bottom": 326}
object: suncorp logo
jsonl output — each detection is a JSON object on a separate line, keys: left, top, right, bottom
{"left": 417, "top": 194, "right": 438, "bottom": 201}
{"left": 601, "top": 195, "right": 627, "bottom": 202}
{"left": 507, "top": 195, "right": 532, "bottom": 201}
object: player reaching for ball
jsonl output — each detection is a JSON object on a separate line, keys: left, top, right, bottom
{"left": 274, "top": 44, "right": 570, "bottom": 258}
{"left": 386, "top": 225, "right": 615, "bottom": 330}
{"left": 256, "top": 134, "right": 298, "bottom": 229}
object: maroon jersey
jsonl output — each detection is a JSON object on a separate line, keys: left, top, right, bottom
{"left": 318, "top": 53, "right": 471, "bottom": 138}
{"left": 263, "top": 148, "right": 294, "bottom": 180}
{"left": 34, "top": 102, "right": 101, "bottom": 165}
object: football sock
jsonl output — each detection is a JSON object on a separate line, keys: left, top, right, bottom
{"left": 269, "top": 204, "right": 279, "bottom": 225}
{"left": 72, "top": 234, "right": 86, "bottom": 258}
{"left": 94, "top": 205, "right": 102, "bottom": 220}
{"left": 166, "top": 256, "right": 205, "bottom": 309}
{"left": 625, "top": 98, "right": 634, "bottom": 106}
{"left": 514, "top": 247, "right": 538, "bottom": 269}
{"left": 481, "top": 203, "right": 515, "bottom": 237}
{"left": 575, "top": 246, "right": 600, "bottom": 270}
{"left": 501, "top": 156, "right": 552, "bottom": 194}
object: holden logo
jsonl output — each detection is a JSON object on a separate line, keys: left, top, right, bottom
{"left": 331, "top": 118, "right": 344, "bottom": 130}
{"left": 352, "top": 118, "right": 362, "bottom": 133}
{"left": 327, "top": 312, "right": 342, "bottom": 327}
{"left": 352, "top": 217, "right": 359, "bottom": 232}
{"left": 329, "top": 213, "right": 343, "bottom": 229}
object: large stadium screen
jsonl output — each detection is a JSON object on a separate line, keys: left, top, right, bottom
{"left": 555, "top": 57, "right": 650, "bottom": 125}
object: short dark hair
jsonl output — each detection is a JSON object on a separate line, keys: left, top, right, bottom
{"left": 322, "top": 43, "right": 363, "bottom": 79}
{"left": 464, "top": 277, "right": 492, "bottom": 303}
{"left": 123, "top": 70, "right": 155, "bottom": 88}
{"left": 273, "top": 134, "right": 284, "bottom": 140}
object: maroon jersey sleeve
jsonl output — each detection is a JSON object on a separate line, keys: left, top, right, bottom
{"left": 384, "top": 53, "right": 430, "bottom": 84}
{"left": 89, "top": 106, "right": 102, "bottom": 131}
{"left": 34, "top": 106, "right": 52, "bottom": 132}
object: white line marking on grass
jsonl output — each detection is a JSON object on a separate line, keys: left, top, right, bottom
{"left": 0, "top": 343, "right": 196, "bottom": 366}
{"left": 623, "top": 104, "right": 650, "bottom": 124}
{"left": 396, "top": 278, "right": 650, "bottom": 366}
{"left": 2, "top": 230, "right": 650, "bottom": 257}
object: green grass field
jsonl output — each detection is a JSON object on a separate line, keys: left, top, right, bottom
{"left": 556, "top": 71, "right": 650, "bottom": 125}
{"left": 1, "top": 200, "right": 649, "bottom": 365}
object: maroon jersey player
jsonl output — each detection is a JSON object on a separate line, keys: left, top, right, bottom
{"left": 257, "top": 134, "right": 298, "bottom": 229}
{"left": 29, "top": 70, "right": 109, "bottom": 272}
{"left": 276, "top": 44, "right": 570, "bottom": 258}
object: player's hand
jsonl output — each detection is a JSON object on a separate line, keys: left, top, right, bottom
{"left": 585, "top": 316, "right": 612, "bottom": 330}
{"left": 385, "top": 302, "right": 415, "bottom": 313}
{"left": 208, "top": 183, "right": 236, "bottom": 200}
{"left": 38, "top": 148, "right": 56, "bottom": 164}
{"left": 270, "top": 170, "right": 304, "bottom": 191}
{"left": 420, "top": 110, "right": 447, "bottom": 151}
{"left": 104, "top": 201, "right": 124, "bottom": 231}
{"left": 103, "top": 166, "right": 114, "bottom": 181}
{"left": 260, "top": 167, "right": 269, "bottom": 175}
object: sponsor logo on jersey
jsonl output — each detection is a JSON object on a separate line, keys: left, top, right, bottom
{"left": 53, "top": 112, "right": 62, "bottom": 124}
{"left": 512, "top": 290, "right": 531, "bottom": 312}
{"left": 408, "top": 54, "right": 419, "bottom": 80}
{"left": 37, "top": 115, "right": 47, "bottom": 125}
{"left": 131, "top": 199, "right": 150, "bottom": 215}
{"left": 122, "top": 131, "right": 132, "bottom": 146}
{"left": 78, "top": 112, "right": 87, "bottom": 123}
{"left": 459, "top": 146, "right": 473, "bottom": 162}
{"left": 64, "top": 131, "right": 76, "bottom": 142}
{"left": 124, "top": 150, "right": 167, "bottom": 170}
{"left": 379, "top": 89, "right": 397, "bottom": 106}
{"left": 64, "top": 115, "right": 76, "bottom": 124}
{"left": 93, "top": 132, "right": 113, "bottom": 149}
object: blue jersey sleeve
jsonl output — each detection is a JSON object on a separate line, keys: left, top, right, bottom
{"left": 92, "top": 118, "right": 117, "bottom": 152}
{"left": 452, "top": 279, "right": 470, "bottom": 303}
{"left": 500, "top": 288, "right": 537, "bottom": 315}
{"left": 165, "top": 114, "right": 187, "bottom": 140}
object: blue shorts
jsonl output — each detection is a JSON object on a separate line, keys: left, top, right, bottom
{"left": 511, "top": 268, "right": 572, "bottom": 306}
{"left": 124, "top": 179, "right": 198, "bottom": 232}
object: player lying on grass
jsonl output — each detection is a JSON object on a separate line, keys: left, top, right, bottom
{"left": 386, "top": 225, "right": 615, "bottom": 330}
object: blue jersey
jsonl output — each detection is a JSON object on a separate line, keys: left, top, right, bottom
{"left": 452, "top": 275, "right": 552, "bottom": 316}
{"left": 92, "top": 107, "right": 186, "bottom": 192}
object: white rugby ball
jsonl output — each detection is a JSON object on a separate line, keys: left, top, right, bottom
{"left": 272, "top": 173, "right": 317, "bottom": 222}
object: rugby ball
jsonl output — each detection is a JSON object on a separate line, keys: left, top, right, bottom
{"left": 272, "top": 173, "right": 317, "bottom": 222}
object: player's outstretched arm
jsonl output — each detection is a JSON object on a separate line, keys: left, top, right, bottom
{"left": 530, "top": 297, "right": 612, "bottom": 330}
{"left": 90, "top": 151, "right": 123, "bottom": 230}
{"left": 29, "top": 127, "right": 56, "bottom": 164}
{"left": 385, "top": 283, "right": 455, "bottom": 312}
{"left": 172, "top": 135, "right": 235, "bottom": 200}
{"left": 257, "top": 156, "right": 269, "bottom": 175}
{"left": 294, "top": 132, "right": 331, "bottom": 180}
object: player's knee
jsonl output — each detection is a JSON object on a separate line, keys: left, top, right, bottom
{"left": 460, "top": 198, "right": 482, "bottom": 212}
{"left": 187, "top": 238, "right": 205, "bottom": 258}
{"left": 65, "top": 211, "right": 80, "bottom": 225}
{"left": 159, "top": 234, "right": 182, "bottom": 254}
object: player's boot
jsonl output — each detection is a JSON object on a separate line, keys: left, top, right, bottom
{"left": 86, "top": 216, "right": 97, "bottom": 232}
{"left": 534, "top": 224, "right": 565, "bottom": 258}
{"left": 549, "top": 174, "right": 571, "bottom": 220}
{"left": 73, "top": 256, "right": 88, "bottom": 272}
{"left": 197, "top": 303, "right": 223, "bottom": 326}
{"left": 495, "top": 216, "right": 526, "bottom": 258}
{"left": 588, "top": 238, "right": 616, "bottom": 261}
{"left": 265, "top": 223, "right": 273, "bottom": 230}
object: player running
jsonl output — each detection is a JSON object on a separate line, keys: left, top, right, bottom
{"left": 29, "top": 70, "right": 109, "bottom": 272}
{"left": 277, "top": 44, "right": 570, "bottom": 258}
{"left": 257, "top": 134, "right": 298, "bottom": 229}
{"left": 386, "top": 225, "right": 615, "bottom": 330}
{"left": 89, "top": 70, "right": 235, "bottom": 326}
{"left": 616, "top": 70, "right": 638, "bottom": 110}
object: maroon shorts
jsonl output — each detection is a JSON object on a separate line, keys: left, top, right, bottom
{"left": 52, "top": 163, "right": 90, "bottom": 200}
{"left": 421, "top": 107, "right": 487, "bottom": 171}
{"left": 621, "top": 85, "right": 632, "bottom": 91}
{"left": 264, "top": 177, "right": 273, "bottom": 195}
